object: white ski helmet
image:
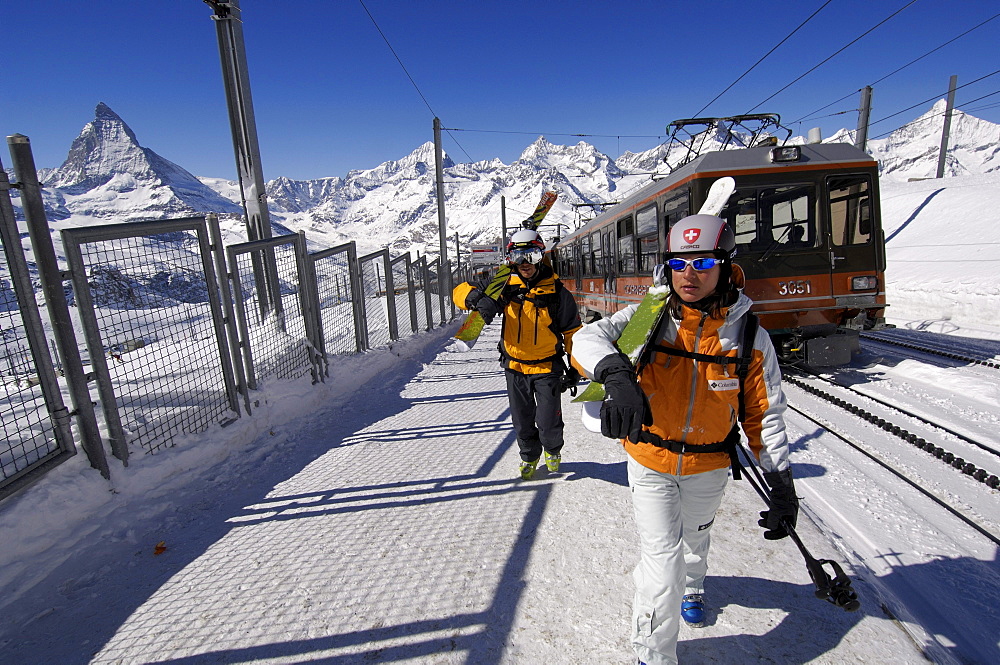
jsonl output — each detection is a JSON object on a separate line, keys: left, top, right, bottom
{"left": 666, "top": 214, "right": 736, "bottom": 260}
{"left": 507, "top": 228, "right": 545, "bottom": 252}
{"left": 506, "top": 228, "right": 546, "bottom": 264}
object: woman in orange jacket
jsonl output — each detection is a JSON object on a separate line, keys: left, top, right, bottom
{"left": 570, "top": 215, "right": 798, "bottom": 665}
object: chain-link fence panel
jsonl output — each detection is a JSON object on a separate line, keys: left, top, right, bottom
{"left": 227, "top": 234, "right": 319, "bottom": 389}
{"left": 312, "top": 242, "right": 363, "bottom": 356}
{"left": 390, "top": 254, "right": 415, "bottom": 338}
{"left": 409, "top": 256, "right": 430, "bottom": 333}
{"left": 61, "top": 218, "right": 240, "bottom": 459}
{"left": 357, "top": 250, "right": 391, "bottom": 349}
{"left": 0, "top": 245, "right": 74, "bottom": 497}
{"left": 427, "top": 258, "right": 445, "bottom": 327}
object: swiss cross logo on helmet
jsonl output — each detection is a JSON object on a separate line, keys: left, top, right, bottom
{"left": 683, "top": 228, "right": 701, "bottom": 243}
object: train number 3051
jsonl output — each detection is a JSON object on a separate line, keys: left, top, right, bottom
{"left": 777, "top": 280, "right": 812, "bottom": 295}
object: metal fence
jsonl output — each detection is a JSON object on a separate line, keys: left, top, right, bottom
{"left": 0, "top": 166, "right": 77, "bottom": 500}
{"left": 0, "top": 138, "right": 466, "bottom": 501}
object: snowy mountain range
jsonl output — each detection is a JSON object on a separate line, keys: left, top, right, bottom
{"left": 9, "top": 100, "right": 1000, "bottom": 259}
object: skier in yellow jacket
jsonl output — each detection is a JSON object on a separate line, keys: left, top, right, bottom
{"left": 570, "top": 215, "right": 798, "bottom": 665}
{"left": 454, "top": 229, "right": 582, "bottom": 480}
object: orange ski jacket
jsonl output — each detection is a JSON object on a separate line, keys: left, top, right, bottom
{"left": 571, "top": 289, "right": 790, "bottom": 476}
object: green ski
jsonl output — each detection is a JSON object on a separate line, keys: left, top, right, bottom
{"left": 575, "top": 177, "right": 735, "bottom": 431}
{"left": 454, "top": 190, "right": 558, "bottom": 349}
{"left": 454, "top": 263, "right": 512, "bottom": 343}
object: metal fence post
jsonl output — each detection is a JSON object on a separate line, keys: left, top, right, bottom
{"left": 6, "top": 134, "right": 111, "bottom": 473}
{"left": 294, "top": 231, "right": 324, "bottom": 382}
{"left": 208, "top": 213, "right": 252, "bottom": 414}
{"left": 0, "top": 156, "right": 84, "bottom": 496}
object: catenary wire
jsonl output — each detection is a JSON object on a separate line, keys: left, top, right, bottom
{"left": 689, "top": 0, "right": 834, "bottom": 119}
{"left": 867, "top": 73, "right": 1000, "bottom": 127}
{"left": 357, "top": 0, "right": 475, "bottom": 163}
{"left": 791, "top": 12, "right": 1000, "bottom": 125}
{"left": 745, "top": 0, "right": 920, "bottom": 114}
{"left": 869, "top": 87, "right": 1000, "bottom": 140}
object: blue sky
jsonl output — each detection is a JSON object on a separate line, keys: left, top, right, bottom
{"left": 3, "top": 0, "right": 999, "bottom": 182}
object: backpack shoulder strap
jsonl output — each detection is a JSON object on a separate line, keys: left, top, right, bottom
{"left": 736, "top": 312, "right": 759, "bottom": 423}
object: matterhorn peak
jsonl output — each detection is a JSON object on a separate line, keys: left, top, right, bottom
{"left": 42, "top": 102, "right": 240, "bottom": 218}
{"left": 45, "top": 103, "right": 147, "bottom": 192}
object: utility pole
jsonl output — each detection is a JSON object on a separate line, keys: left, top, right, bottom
{"left": 206, "top": 0, "right": 278, "bottom": 315}
{"left": 433, "top": 118, "right": 448, "bottom": 266}
{"left": 501, "top": 195, "right": 507, "bottom": 241}
{"left": 855, "top": 86, "right": 872, "bottom": 152}
{"left": 936, "top": 75, "right": 958, "bottom": 179}
{"left": 205, "top": 0, "right": 272, "bottom": 243}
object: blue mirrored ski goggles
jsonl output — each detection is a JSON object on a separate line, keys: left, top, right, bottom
{"left": 667, "top": 257, "right": 724, "bottom": 272}
{"left": 507, "top": 248, "right": 543, "bottom": 265}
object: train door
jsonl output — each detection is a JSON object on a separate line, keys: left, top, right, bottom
{"left": 602, "top": 227, "right": 616, "bottom": 295}
{"left": 826, "top": 174, "right": 877, "bottom": 295}
{"left": 573, "top": 241, "right": 583, "bottom": 291}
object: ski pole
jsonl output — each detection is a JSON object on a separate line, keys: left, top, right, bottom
{"left": 736, "top": 444, "right": 861, "bottom": 612}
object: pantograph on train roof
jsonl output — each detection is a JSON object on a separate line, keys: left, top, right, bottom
{"left": 664, "top": 113, "right": 795, "bottom": 173}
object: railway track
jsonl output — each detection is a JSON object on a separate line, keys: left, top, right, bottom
{"left": 783, "top": 368, "right": 1000, "bottom": 547}
{"left": 861, "top": 330, "right": 1000, "bottom": 370}
{"left": 780, "top": 364, "right": 1000, "bottom": 664}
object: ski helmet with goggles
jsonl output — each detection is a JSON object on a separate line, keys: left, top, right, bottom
{"left": 666, "top": 214, "right": 736, "bottom": 260}
{"left": 506, "top": 229, "right": 545, "bottom": 265}
{"left": 664, "top": 214, "right": 737, "bottom": 301}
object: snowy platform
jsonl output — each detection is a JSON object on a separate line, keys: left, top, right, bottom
{"left": 0, "top": 324, "right": 929, "bottom": 664}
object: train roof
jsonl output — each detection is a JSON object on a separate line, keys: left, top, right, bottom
{"left": 561, "top": 142, "right": 877, "bottom": 243}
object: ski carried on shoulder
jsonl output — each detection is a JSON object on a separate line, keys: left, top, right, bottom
{"left": 577, "top": 177, "right": 735, "bottom": 432}
{"left": 454, "top": 190, "right": 558, "bottom": 350}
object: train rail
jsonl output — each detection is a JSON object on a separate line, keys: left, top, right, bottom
{"left": 861, "top": 330, "right": 1000, "bottom": 370}
{"left": 783, "top": 369, "right": 1000, "bottom": 547}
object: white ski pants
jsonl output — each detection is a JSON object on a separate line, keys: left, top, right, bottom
{"left": 627, "top": 457, "right": 729, "bottom": 665}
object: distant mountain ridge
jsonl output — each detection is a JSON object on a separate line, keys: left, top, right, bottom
{"left": 14, "top": 101, "right": 1000, "bottom": 258}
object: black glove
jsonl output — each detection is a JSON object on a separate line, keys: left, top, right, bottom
{"left": 476, "top": 296, "right": 499, "bottom": 325}
{"left": 560, "top": 366, "right": 582, "bottom": 396}
{"left": 759, "top": 468, "right": 799, "bottom": 540}
{"left": 595, "top": 354, "right": 651, "bottom": 443}
{"left": 466, "top": 288, "right": 500, "bottom": 325}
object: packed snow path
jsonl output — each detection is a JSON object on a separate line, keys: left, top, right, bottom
{"left": 3, "top": 324, "right": 929, "bottom": 664}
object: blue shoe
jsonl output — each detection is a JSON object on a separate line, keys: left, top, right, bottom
{"left": 681, "top": 593, "right": 705, "bottom": 627}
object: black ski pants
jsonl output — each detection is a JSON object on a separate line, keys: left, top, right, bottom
{"left": 505, "top": 369, "right": 564, "bottom": 462}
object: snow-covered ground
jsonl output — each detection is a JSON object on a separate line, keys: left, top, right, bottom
{"left": 0, "top": 174, "right": 998, "bottom": 664}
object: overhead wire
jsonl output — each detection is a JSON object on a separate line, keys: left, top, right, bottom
{"left": 868, "top": 70, "right": 1000, "bottom": 128}
{"left": 357, "top": 0, "right": 475, "bottom": 163}
{"left": 791, "top": 12, "right": 1000, "bottom": 125}
{"left": 745, "top": 0, "right": 920, "bottom": 114}
{"left": 689, "top": 0, "right": 834, "bottom": 118}
{"left": 868, "top": 86, "right": 1000, "bottom": 140}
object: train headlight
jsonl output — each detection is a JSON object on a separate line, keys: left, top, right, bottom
{"left": 851, "top": 276, "right": 877, "bottom": 291}
{"left": 769, "top": 146, "right": 801, "bottom": 162}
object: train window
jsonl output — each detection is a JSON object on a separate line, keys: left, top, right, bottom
{"left": 617, "top": 216, "right": 635, "bottom": 273}
{"left": 590, "top": 232, "right": 603, "bottom": 275}
{"left": 662, "top": 189, "right": 690, "bottom": 229}
{"left": 726, "top": 185, "right": 816, "bottom": 251}
{"left": 728, "top": 191, "right": 758, "bottom": 246}
{"left": 580, "top": 234, "right": 592, "bottom": 276}
{"left": 602, "top": 228, "right": 614, "bottom": 275}
{"left": 636, "top": 205, "right": 658, "bottom": 271}
{"left": 828, "top": 175, "right": 872, "bottom": 246}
